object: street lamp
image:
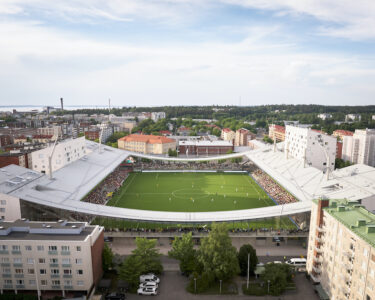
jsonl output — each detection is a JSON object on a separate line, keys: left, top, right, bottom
{"left": 247, "top": 252, "right": 250, "bottom": 289}
{"left": 219, "top": 280, "right": 222, "bottom": 294}
{"left": 194, "top": 278, "right": 197, "bottom": 293}
{"left": 267, "top": 280, "right": 270, "bottom": 294}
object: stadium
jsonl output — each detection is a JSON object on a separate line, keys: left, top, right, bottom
{"left": 1, "top": 139, "right": 375, "bottom": 230}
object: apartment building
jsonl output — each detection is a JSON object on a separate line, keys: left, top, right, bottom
{"left": 178, "top": 140, "right": 233, "bottom": 156}
{"left": 118, "top": 134, "right": 176, "bottom": 155}
{"left": 234, "top": 128, "right": 249, "bottom": 146}
{"left": 333, "top": 129, "right": 353, "bottom": 141}
{"left": 346, "top": 114, "right": 362, "bottom": 122}
{"left": 151, "top": 112, "right": 166, "bottom": 122}
{"left": 221, "top": 128, "right": 235, "bottom": 143}
{"left": 307, "top": 199, "right": 375, "bottom": 300}
{"left": 0, "top": 219, "right": 104, "bottom": 298}
{"left": 342, "top": 129, "right": 375, "bottom": 167}
{"left": 31, "top": 137, "right": 87, "bottom": 175}
{"left": 285, "top": 126, "right": 337, "bottom": 172}
{"left": 37, "top": 126, "right": 62, "bottom": 138}
{"left": 268, "top": 124, "right": 286, "bottom": 142}
{"left": 317, "top": 113, "right": 332, "bottom": 120}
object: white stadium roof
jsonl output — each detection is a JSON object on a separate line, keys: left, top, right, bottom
{"left": 1, "top": 140, "right": 374, "bottom": 223}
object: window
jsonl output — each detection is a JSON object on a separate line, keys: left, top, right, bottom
{"left": 27, "top": 269, "right": 35, "bottom": 274}
{"left": 16, "top": 280, "right": 24, "bottom": 285}
{"left": 76, "top": 258, "right": 82, "bottom": 265}
{"left": 364, "top": 248, "right": 369, "bottom": 257}
{"left": 62, "top": 258, "right": 70, "bottom": 264}
{"left": 50, "top": 258, "right": 58, "bottom": 264}
{"left": 52, "top": 280, "right": 60, "bottom": 286}
{"left": 41, "top": 280, "right": 47, "bottom": 286}
{"left": 0, "top": 245, "right": 8, "bottom": 250}
{"left": 13, "top": 258, "right": 22, "bottom": 263}
{"left": 37, "top": 245, "right": 44, "bottom": 251}
{"left": 39, "top": 258, "right": 45, "bottom": 264}
{"left": 12, "top": 245, "right": 20, "bottom": 251}
{"left": 15, "top": 269, "right": 23, "bottom": 274}
{"left": 3, "top": 268, "right": 11, "bottom": 273}
{"left": 0, "top": 208, "right": 5, "bottom": 212}
{"left": 4, "top": 280, "right": 12, "bottom": 285}
{"left": 77, "top": 280, "right": 84, "bottom": 286}
{"left": 63, "top": 269, "right": 72, "bottom": 275}
{"left": 61, "top": 245, "right": 69, "bottom": 251}
{"left": 76, "top": 246, "right": 81, "bottom": 252}
{"left": 27, "top": 258, "right": 34, "bottom": 264}
{"left": 0, "top": 200, "right": 6, "bottom": 205}
{"left": 29, "top": 280, "right": 36, "bottom": 285}
{"left": 1, "top": 257, "right": 9, "bottom": 263}
{"left": 25, "top": 245, "right": 32, "bottom": 251}
{"left": 51, "top": 269, "right": 59, "bottom": 274}
{"left": 77, "top": 269, "right": 83, "bottom": 275}
{"left": 40, "top": 269, "right": 46, "bottom": 275}
{"left": 64, "top": 280, "right": 72, "bottom": 286}
{"left": 48, "top": 246, "right": 57, "bottom": 251}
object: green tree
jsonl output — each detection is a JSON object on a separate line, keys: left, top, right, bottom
{"left": 132, "top": 238, "right": 163, "bottom": 275}
{"left": 168, "top": 148, "right": 178, "bottom": 157}
{"left": 119, "top": 255, "right": 144, "bottom": 292}
{"left": 168, "top": 232, "right": 197, "bottom": 275}
{"left": 238, "top": 244, "right": 258, "bottom": 276}
{"left": 262, "top": 263, "right": 292, "bottom": 296}
{"left": 197, "top": 223, "right": 240, "bottom": 282}
{"left": 102, "top": 243, "right": 114, "bottom": 272}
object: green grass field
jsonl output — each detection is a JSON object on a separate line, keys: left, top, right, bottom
{"left": 106, "top": 172, "right": 275, "bottom": 212}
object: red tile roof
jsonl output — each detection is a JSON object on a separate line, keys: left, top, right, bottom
{"left": 119, "top": 134, "right": 175, "bottom": 144}
{"left": 333, "top": 129, "right": 353, "bottom": 136}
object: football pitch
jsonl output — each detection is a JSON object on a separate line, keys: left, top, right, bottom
{"left": 106, "top": 172, "right": 275, "bottom": 212}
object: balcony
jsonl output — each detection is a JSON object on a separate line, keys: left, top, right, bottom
{"left": 310, "top": 273, "right": 321, "bottom": 283}
{"left": 314, "top": 246, "right": 323, "bottom": 253}
{"left": 61, "top": 251, "right": 70, "bottom": 256}
{"left": 62, "top": 264, "right": 71, "bottom": 268}
{"left": 0, "top": 250, "right": 9, "bottom": 255}
{"left": 3, "top": 284, "right": 12, "bottom": 289}
{"left": 315, "top": 236, "right": 324, "bottom": 243}
{"left": 51, "top": 274, "right": 60, "bottom": 278}
{"left": 48, "top": 250, "right": 58, "bottom": 255}
{"left": 51, "top": 285, "right": 61, "bottom": 289}
{"left": 345, "top": 264, "right": 353, "bottom": 271}
{"left": 312, "top": 265, "right": 321, "bottom": 273}
{"left": 14, "top": 274, "right": 24, "bottom": 278}
{"left": 316, "top": 226, "right": 325, "bottom": 233}
{"left": 313, "top": 256, "right": 323, "bottom": 263}
{"left": 64, "top": 285, "right": 73, "bottom": 290}
{"left": 50, "top": 263, "right": 59, "bottom": 268}
{"left": 1, "top": 263, "right": 10, "bottom": 267}
{"left": 63, "top": 274, "right": 72, "bottom": 278}
{"left": 11, "top": 250, "right": 21, "bottom": 255}
{"left": 13, "top": 263, "right": 23, "bottom": 268}
{"left": 2, "top": 273, "right": 11, "bottom": 278}
{"left": 343, "top": 251, "right": 354, "bottom": 258}
{"left": 15, "top": 284, "right": 25, "bottom": 289}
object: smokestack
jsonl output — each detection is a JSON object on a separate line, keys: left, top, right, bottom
{"left": 60, "top": 98, "right": 64, "bottom": 111}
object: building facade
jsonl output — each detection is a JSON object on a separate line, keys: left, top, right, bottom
{"left": 178, "top": 140, "right": 233, "bottom": 156}
{"left": 317, "top": 113, "right": 332, "bottom": 120}
{"left": 235, "top": 128, "right": 249, "bottom": 146}
{"left": 151, "top": 112, "right": 166, "bottom": 122}
{"left": 31, "top": 137, "right": 87, "bottom": 175}
{"left": 342, "top": 129, "right": 375, "bottom": 167}
{"left": 0, "top": 219, "right": 104, "bottom": 298}
{"left": 118, "top": 134, "right": 176, "bottom": 155}
{"left": 221, "top": 128, "right": 235, "bottom": 143}
{"left": 333, "top": 129, "right": 354, "bottom": 141}
{"left": 285, "top": 126, "right": 336, "bottom": 172}
{"left": 345, "top": 114, "right": 362, "bottom": 122}
{"left": 268, "top": 124, "right": 286, "bottom": 142}
{"left": 307, "top": 199, "right": 375, "bottom": 300}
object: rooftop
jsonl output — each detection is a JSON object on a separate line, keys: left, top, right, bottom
{"left": 119, "top": 134, "right": 175, "bottom": 144}
{"left": 179, "top": 140, "right": 233, "bottom": 147}
{"left": 321, "top": 199, "right": 375, "bottom": 248}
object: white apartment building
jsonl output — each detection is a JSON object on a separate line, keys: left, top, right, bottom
{"left": 342, "top": 129, "right": 375, "bottom": 167}
{"left": 345, "top": 114, "right": 362, "bottom": 122}
{"left": 307, "top": 199, "right": 375, "bottom": 300}
{"left": 0, "top": 219, "right": 104, "bottom": 298}
{"left": 285, "top": 126, "right": 337, "bottom": 172}
{"left": 31, "top": 137, "right": 87, "bottom": 175}
{"left": 37, "top": 126, "right": 62, "bottom": 139}
{"left": 221, "top": 128, "right": 235, "bottom": 143}
{"left": 151, "top": 112, "right": 166, "bottom": 122}
{"left": 317, "top": 113, "right": 332, "bottom": 120}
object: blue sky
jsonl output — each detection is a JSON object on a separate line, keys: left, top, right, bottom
{"left": 0, "top": 0, "right": 375, "bottom": 107}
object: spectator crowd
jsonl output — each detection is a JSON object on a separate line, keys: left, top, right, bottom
{"left": 251, "top": 169, "right": 297, "bottom": 205}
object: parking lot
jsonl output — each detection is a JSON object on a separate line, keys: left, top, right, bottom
{"left": 125, "top": 271, "right": 319, "bottom": 300}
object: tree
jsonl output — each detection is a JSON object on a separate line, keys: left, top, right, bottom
{"left": 132, "top": 238, "right": 163, "bottom": 275}
{"left": 119, "top": 255, "right": 144, "bottom": 292}
{"left": 102, "top": 243, "right": 114, "bottom": 272}
{"left": 197, "top": 223, "right": 240, "bottom": 282}
{"left": 168, "top": 232, "right": 197, "bottom": 275}
{"left": 168, "top": 148, "right": 178, "bottom": 157}
{"left": 238, "top": 244, "right": 258, "bottom": 276}
{"left": 262, "top": 263, "right": 292, "bottom": 296}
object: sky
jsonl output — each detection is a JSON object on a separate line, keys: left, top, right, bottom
{"left": 0, "top": 0, "right": 375, "bottom": 107}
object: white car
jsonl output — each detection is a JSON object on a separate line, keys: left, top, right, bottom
{"left": 137, "top": 287, "right": 158, "bottom": 296}
{"left": 139, "top": 281, "right": 158, "bottom": 289}
{"left": 140, "top": 274, "right": 160, "bottom": 284}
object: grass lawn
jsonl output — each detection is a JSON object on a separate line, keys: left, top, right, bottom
{"left": 107, "top": 172, "right": 274, "bottom": 212}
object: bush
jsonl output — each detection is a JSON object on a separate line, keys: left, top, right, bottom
{"left": 186, "top": 272, "right": 214, "bottom": 294}
{"left": 242, "top": 283, "right": 266, "bottom": 296}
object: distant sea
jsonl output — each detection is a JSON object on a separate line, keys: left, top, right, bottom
{"left": 0, "top": 105, "right": 121, "bottom": 112}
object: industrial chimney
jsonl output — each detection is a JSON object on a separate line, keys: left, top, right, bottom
{"left": 60, "top": 98, "right": 64, "bottom": 111}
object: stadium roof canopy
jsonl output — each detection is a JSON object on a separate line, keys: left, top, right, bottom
{"left": 1, "top": 141, "right": 375, "bottom": 223}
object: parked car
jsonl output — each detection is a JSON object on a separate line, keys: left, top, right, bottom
{"left": 139, "top": 281, "right": 158, "bottom": 289}
{"left": 286, "top": 258, "right": 307, "bottom": 266}
{"left": 140, "top": 274, "right": 160, "bottom": 284}
{"left": 105, "top": 292, "right": 126, "bottom": 300}
{"left": 137, "top": 287, "right": 158, "bottom": 296}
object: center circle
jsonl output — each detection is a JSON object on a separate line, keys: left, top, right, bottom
{"left": 172, "top": 188, "right": 211, "bottom": 200}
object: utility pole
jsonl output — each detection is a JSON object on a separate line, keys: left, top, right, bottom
{"left": 247, "top": 252, "right": 250, "bottom": 288}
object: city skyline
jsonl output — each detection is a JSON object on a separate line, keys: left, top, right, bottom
{"left": 1, "top": 0, "right": 375, "bottom": 107}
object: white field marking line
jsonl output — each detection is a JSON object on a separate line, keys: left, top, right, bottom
{"left": 113, "top": 172, "right": 138, "bottom": 207}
